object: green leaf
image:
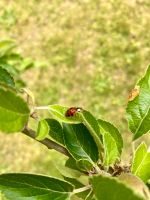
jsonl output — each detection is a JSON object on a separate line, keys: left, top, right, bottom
{"left": 46, "top": 151, "right": 82, "bottom": 179}
{"left": 132, "top": 142, "right": 150, "bottom": 182}
{"left": 65, "top": 158, "right": 81, "bottom": 171}
{"left": 65, "top": 158, "right": 88, "bottom": 174}
{"left": 36, "top": 119, "right": 50, "bottom": 141}
{"left": 0, "top": 63, "right": 19, "bottom": 76}
{"left": 98, "top": 119, "right": 123, "bottom": 154}
{"left": 48, "top": 105, "right": 81, "bottom": 124}
{"left": 0, "top": 173, "right": 74, "bottom": 200}
{"left": 15, "top": 78, "right": 26, "bottom": 88}
{"left": 90, "top": 175, "right": 145, "bottom": 200}
{"left": 126, "top": 65, "right": 150, "bottom": 140}
{"left": 1, "top": 53, "right": 22, "bottom": 64}
{"left": 63, "top": 123, "right": 99, "bottom": 171}
{"left": 0, "top": 40, "right": 14, "bottom": 49}
{"left": 0, "top": 87, "right": 30, "bottom": 133}
{"left": 0, "top": 66, "right": 15, "bottom": 87}
{"left": 102, "top": 132, "right": 119, "bottom": 166}
{"left": 46, "top": 118, "right": 64, "bottom": 146}
{"left": 76, "top": 159, "right": 93, "bottom": 171}
{"left": 79, "top": 110, "right": 103, "bottom": 159}
{"left": 64, "top": 176, "right": 85, "bottom": 188}
{"left": 0, "top": 40, "right": 15, "bottom": 48}
{"left": 19, "top": 58, "right": 34, "bottom": 71}
{"left": 0, "top": 40, "right": 16, "bottom": 57}
{"left": 97, "top": 119, "right": 122, "bottom": 166}
{"left": 118, "top": 173, "right": 150, "bottom": 199}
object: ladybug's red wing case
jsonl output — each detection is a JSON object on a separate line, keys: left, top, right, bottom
{"left": 65, "top": 107, "right": 82, "bottom": 117}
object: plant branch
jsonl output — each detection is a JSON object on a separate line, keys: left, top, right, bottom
{"left": 22, "top": 127, "right": 71, "bottom": 157}
{"left": 34, "top": 106, "right": 49, "bottom": 110}
{"left": 94, "top": 164, "right": 103, "bottom": 174}
{"left": 73, "top": 185, "right": 91, "bottom": 194}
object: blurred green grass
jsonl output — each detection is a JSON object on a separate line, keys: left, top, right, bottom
{"left": 0, "top": 0, "right": 150, "bottom": 181}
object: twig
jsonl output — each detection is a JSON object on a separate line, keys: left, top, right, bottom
{"left": 22, "top": 127, "right": 71, "bottom": 157}
{"left": 132, "top": 141, "right": 135, "bottom": 155}
{"left": 34, "top": 106, "right": 49, "bottom": 110}
{"left": 73, "top": 185, "right": 91, "bottom": 194}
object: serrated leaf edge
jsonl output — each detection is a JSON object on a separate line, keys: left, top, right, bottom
{"left": 0, "top": 173, "right": 74, "bottom": 194}
{"left": 0, "top": 66, "right": 15, "bottom": 86}
{"left": 90, "top": 175, "right": 146, "bottom": 200}
{"left": 132, "top": 142, "right": 150, "bottom": 178}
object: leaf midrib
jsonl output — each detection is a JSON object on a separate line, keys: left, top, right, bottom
{"left": 49, "top": 106, "right": 80, "bottom": 123}
{"left": 80, "top": 113, "right": 103, "bottom": 152}
{"left": 0, "top": 177, "right": 69, "bottom": 194}
{"left": 64, "top": 125, "right": 93, "bottom": 163}
{"left": 134, "top": 104, "right": 150, "bottom": 137}
{"left": 134, "top": 151, "right": 148, "bottom": 176}
{"left": 0, "top": 105, "right": 28, "bottom": 116}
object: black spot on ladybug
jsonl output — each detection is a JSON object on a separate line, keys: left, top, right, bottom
{"left": 65, "top": 107, "right": 82, "bottom": 117}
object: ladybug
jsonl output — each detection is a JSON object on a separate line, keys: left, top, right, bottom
{"left": 65, "top": 107, "right": 82, "bottom": 117}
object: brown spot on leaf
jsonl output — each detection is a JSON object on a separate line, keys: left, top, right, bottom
{"left": 128, "top": 85, "right": 140, "bottom": 101}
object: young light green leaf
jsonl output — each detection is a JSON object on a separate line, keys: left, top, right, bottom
{"left": 48, "top": 105, "right": 81, "bottom": 123}
{"left": 0, "top": 87, "right": 30, "bottom": 133}
{"left": 132, "top": 142, "right": 150, "bottom": 182}
{"left": 126, "top": 65, "right": 150, "bottom": 140}
{"left": 36, "top": 119, "right": 49, "bottom": 141}
{"left": 0, "top": 66, "right": 15, "bottom": 87}
{"left": 97, "top": 119, "right": 122, "bottom": 165}
{"left": 63, "top": 123, "right": 99, "bottom": 171}
{"left": 90, "top": 175, "right": 145, "bottom": 200}
{"left": 79, "top": 110, "right": 103, "bottom": 160}
{"left": 0, "top": 173, "right": 74, "bottom": 200}
{"left": 46, "top": 118, "right": 64, "bottom": 145}
{"left": 98, "top": 119, "right": 123, "bottom": 154}
{"left": 102, "top": 132, "right": 119, "bottom": 166}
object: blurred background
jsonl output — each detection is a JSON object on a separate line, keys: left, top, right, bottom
{"left": 0, "top": 0, "right": 150, "bottom": 188}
